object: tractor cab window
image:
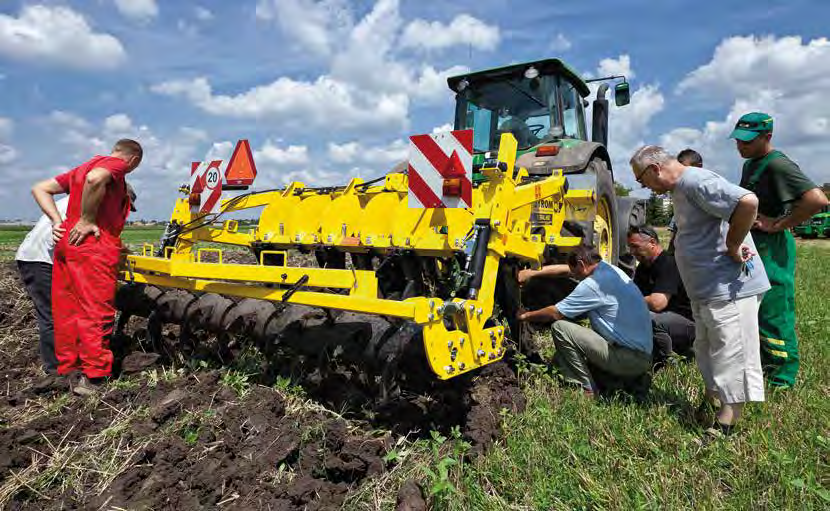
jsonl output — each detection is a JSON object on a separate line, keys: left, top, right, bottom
{"left": 561, "top": 81, "right": 587, "bottom": 140}
{"left": 459, "top": 75, "right": 559, "bottom": 153}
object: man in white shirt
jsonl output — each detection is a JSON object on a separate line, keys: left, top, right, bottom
{"left": 15, "top": 197, "right": 69, "bottom": 374}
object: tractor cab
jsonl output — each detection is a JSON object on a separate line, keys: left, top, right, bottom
{"left": 448, "top": 58, "right": 629, "bottom": 158}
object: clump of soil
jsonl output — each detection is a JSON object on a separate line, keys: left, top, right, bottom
{"left": 0, "top": 262, "right": 525, "bottom": 509}
{"left": 95, "top": 384, "right": 387, "bottom": 510}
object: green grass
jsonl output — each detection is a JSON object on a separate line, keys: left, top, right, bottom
{"left": 349, "top": 243, "right": 830, "bottom": 510}
{"left": 0, "top": 225, "right": 164, "bottom": 261}
{"left": 2, "top": 225, "right": 827, "bottom": 509}
{"left": 115, "top": 225, "right": 166, "bottom": 247}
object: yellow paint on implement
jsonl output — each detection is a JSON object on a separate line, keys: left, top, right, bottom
{"left": 123, "top": 133, "right": 598, "bottom": 380}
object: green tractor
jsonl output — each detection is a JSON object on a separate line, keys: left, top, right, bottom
{"left": 793, "top": 206, "right": 830, "bottom": 239}
{"left": 447, "top": 58, "right": 644, "bottom": 271}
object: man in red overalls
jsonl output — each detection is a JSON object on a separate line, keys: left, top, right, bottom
{"left": 31, "top": 139, "right": 143, "bottom": 396}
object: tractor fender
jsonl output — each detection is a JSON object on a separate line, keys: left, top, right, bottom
{"left": 517, "top": 141, "right": 612, "bottom": 178}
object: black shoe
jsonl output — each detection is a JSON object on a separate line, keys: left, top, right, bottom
{"left": 698, "top": 421, "right": 735, "bottom": 447}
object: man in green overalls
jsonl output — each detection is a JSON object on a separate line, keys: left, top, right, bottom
{"left": 731, "top": 112, "right": 829, "bottom": 388}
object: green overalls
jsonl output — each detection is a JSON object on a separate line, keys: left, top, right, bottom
{"left": 743, "top": 150, "right": 799, "bottom": 387}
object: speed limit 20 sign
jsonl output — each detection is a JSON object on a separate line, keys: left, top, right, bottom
{"left": 190, "top": 160, "right": 224, "bottom": 214}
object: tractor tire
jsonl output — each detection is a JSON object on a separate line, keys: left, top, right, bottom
{"left": 588, "top": 158, "right": 619, "bottom": 265}
{"left": 615, "top": 196, "right": 646, "bottom": 276}
{"left": 523, "top": 158, "right": 619, "bottom": 312}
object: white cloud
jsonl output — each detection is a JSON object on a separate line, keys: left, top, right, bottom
{"left": 194, "top": 6, "right": 214, "bottom": 21}
{"left": 39, "top": 111, "right": 222, "bottom": 218}
{"left": 0, "top": 5, "right": 126, "bottom": 70}
{"left": 113, "top": 0, "right": 158, "bottom": 22}
{"left": 662, "top": 35, "right": 830, "bottom": 185}
{"left": 201, "top": 140, "right": 233, "bottom": 163}
{"left": 611, "top": 85, "right": 665, "bottom": 148}
{"left": 154, "top": 0, "right": 479, "bottom": 135}
{"left": 431, "top": 123, "right": 454, "bottom": 134}
{"left": 255, "top": 0, "right": 352, "bottom": 57}
{"left": 409, "top": 65, "right": 469, "bottom": 103}
{"left": 0, "top": 117, "right": 13, "bottom": 139}
{"left": 0, "top": 144, "right": 16, "bottom": 165}
{"left": 103, "top": 113, "right": 134, "bottom": 133}
{"left": 47, "top": 111, "right": 91, "bottom": 131}
{"left": 325, "top": 0, "right": 467, "bottom": 104}
{"left": 152, "top": 76, "right": 410, "bottom": 131}
{"left": 607, "top": 85, "right": 665, "bottom": 183}
{"left": 43, "top": 110, "right": 207, "bottom": 181}
{"left": 550, "top": 33, "right": 572, "bottom": 52}
{"left": 677, "top": 36, "right": 828, "bottom": 100}
{"left": 327, "top": 139, "right": 406, "bottom": 166}
{"left": 255, "top": 141, "right": 310, "bottom": 167}
{"left": 585, "top": 56, "right": 664, "bottom": 183}
{"left": 400, "top": 14, "right": 500, "bottom": 52}
{"left": 597, "top": 54, "right": 634, "bottom": 80}
{"left": 328, "top": 0, "right": 403, "bottom": 92}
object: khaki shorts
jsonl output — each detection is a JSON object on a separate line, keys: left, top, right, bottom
{"left": 692, "top": 295, "right": 765, "bottom": 404}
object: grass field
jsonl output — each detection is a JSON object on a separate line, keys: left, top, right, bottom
{"left": 0, "top": 225, "right": 164, "bottom": 261}
{"left": 0, "top": 225, "right": 827, "bottom": 509}
{"left": 351, "top": 243, "right": 830, "bottom": 510}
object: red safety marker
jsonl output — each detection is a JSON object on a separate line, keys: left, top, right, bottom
{"left": 224, "top": 139, "right": 257, "bottom": 188}
{"left": 408, "top": 129, "right": 473, "bottom": 208}
{"left": 189, "top": 159, "right": 223, "bottom": 214}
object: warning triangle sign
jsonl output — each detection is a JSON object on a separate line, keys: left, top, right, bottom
{"left": 224, "top": 139, "right": 257, "bottom": 187}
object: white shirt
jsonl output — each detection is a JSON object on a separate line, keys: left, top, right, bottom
{"left": 15, "top": 197, "right": 69, "bottom": 264}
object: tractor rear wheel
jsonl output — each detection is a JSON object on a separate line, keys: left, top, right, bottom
{"left": 589, "top": 158, "right": 619, "bottom": 264}
{"left": 615, "top": 196, "right": 646, "bottom": 275}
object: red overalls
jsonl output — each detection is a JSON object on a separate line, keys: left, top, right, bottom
{"left": 52, "top": 156, "right": 131, "bottom": 378}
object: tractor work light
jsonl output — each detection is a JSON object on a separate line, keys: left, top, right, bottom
{"left": 524, "top": 66, "right": 539, "bottom": 79}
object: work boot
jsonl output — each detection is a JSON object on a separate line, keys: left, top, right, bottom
{"left": 71, "top": 375, "right": 104, "bottom": 397}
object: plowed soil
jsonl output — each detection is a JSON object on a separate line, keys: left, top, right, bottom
{"left": 0, "top": 263, "right": 525, "bottom": 509}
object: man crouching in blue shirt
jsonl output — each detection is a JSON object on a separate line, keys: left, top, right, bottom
{"left": 517, "top": 244, "right": 653, "bottom": 397}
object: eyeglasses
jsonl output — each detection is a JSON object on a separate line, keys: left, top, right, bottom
{"left": 634, "top": 164, "right": 654, "bottom": 186}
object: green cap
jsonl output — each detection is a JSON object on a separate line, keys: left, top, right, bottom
{"left": 729, "top": 112, "right": 774, "bottom": 141}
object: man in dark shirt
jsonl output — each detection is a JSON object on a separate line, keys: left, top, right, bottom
{"left": 732, "top": 112, "right": 829, "bottom": 388}
{"left": 627, "top": 225, "right": 695, "bottom": 363}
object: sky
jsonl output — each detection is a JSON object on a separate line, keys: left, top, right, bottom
{"left": 0, "top": 0, "right": 828, "bottom": 220}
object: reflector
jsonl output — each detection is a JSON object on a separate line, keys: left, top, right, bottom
{"left": 535, "top": 145, "right": 559, "bottom": 157}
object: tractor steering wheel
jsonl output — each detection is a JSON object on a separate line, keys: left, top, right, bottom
{"left": 526, "top": 124, "right": 545, "bottom": 137}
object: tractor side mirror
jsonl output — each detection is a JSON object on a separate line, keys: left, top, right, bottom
{"left": 614, "top": 82, "right": 630, "bottom": 107}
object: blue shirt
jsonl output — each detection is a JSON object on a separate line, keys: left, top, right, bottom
{"left": 556, "top": 262, "right": 653, "bottom": 354}
{"left": 673, "top": 166, "right": 770, "bottom": 303}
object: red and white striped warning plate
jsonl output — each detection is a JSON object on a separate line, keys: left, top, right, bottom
{"left": 408, "top": 129, "right": 473, "bottom": 208}
{"left": 190, "top": 160, "right": 223, "bottom": 214}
